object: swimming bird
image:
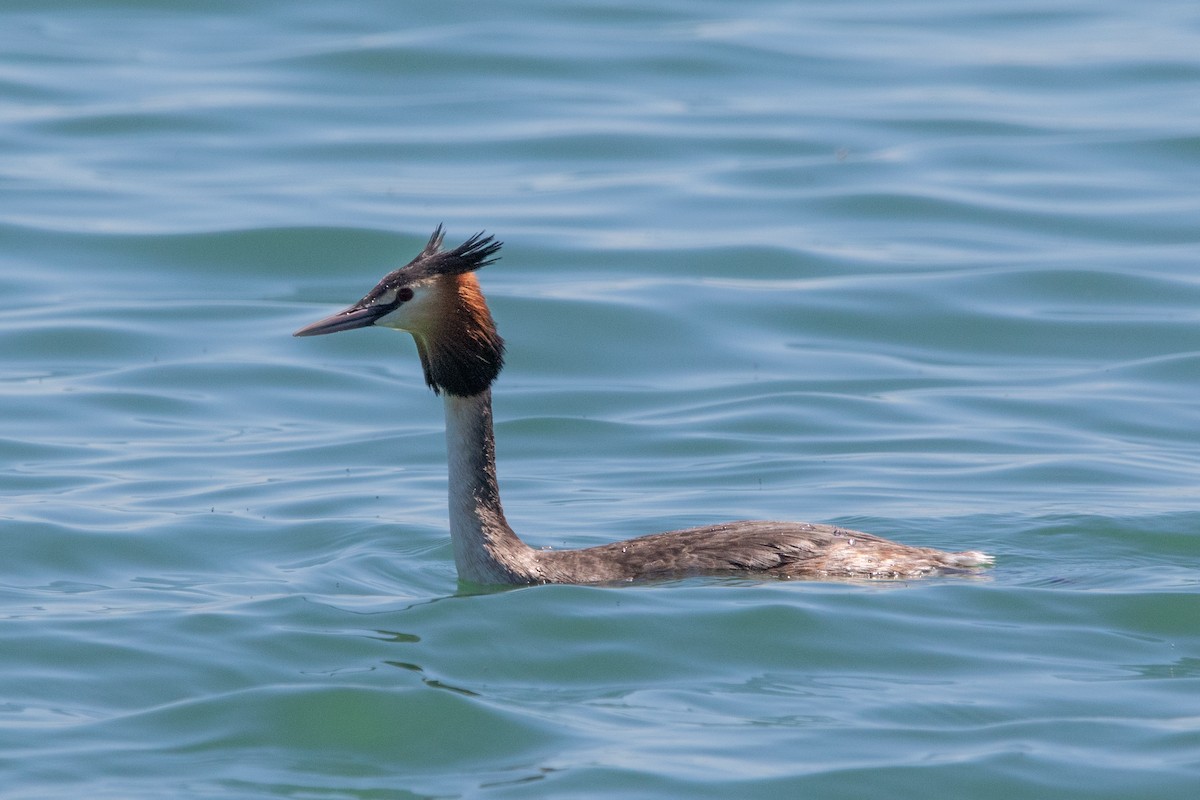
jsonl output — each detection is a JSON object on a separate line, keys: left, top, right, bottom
{"left": 294, "top": 227, "right": 992, "bottom": 585}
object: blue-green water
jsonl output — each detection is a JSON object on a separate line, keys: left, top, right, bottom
{"left": 3, "top": 1, "right": 1199, "bottom": 797}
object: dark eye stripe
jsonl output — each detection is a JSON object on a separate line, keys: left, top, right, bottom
{"left": 364, "top": 284, "right": 413, "bottom": 309}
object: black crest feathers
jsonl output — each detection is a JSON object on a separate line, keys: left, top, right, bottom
{"left": 412, "top": 225, "right": 502, "bottom": 279}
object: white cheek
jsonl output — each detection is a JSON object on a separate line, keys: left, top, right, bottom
{"left": 375, "top": 290, "right": 437, "bottom": 332}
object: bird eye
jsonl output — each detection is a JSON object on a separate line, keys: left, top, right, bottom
{"left": 398, "top": 287, "right": 414, "bottom": 302}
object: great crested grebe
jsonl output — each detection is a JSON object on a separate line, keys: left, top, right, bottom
{"left": 294, "top": 227, "right": 992, "bottom": 585}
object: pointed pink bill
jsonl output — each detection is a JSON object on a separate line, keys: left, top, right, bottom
{"left": 293, "top": 303, "right": 390, "bottom": 337}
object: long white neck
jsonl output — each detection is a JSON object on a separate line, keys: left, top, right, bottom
{"left": 443, "top": 390, "right": 539, "bottom": 584}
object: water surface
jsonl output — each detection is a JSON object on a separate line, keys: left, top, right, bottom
{"left": 2, "top": 1, "right": 1199, "bottom": 797}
